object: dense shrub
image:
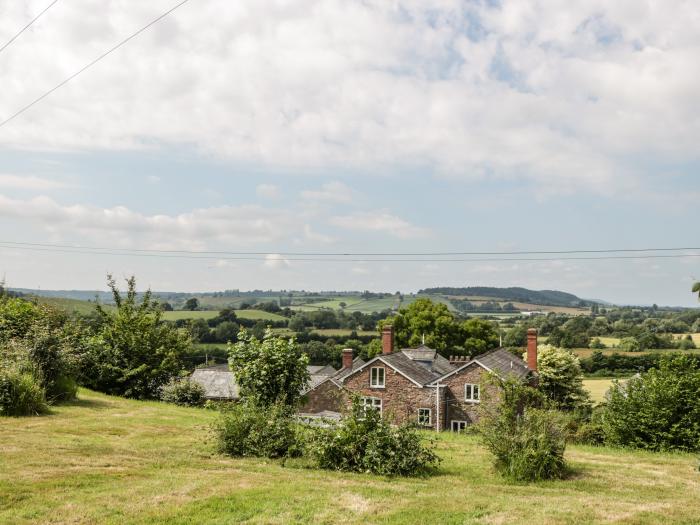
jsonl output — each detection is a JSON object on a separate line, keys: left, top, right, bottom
{"left": 306, "top": 398, "right": 440, "bottom": 477}
{"left": 160, "top": 378, "right": 205, "bottom": 407}
{"left": 214, "top": 402, "right": 301, "bottom": 459}
{"left": 479, "top": 378, "right": 569, "bottom": 482}
{"left": 535, "top": 344, "right": 591, "bottom": 411}
{"left": 602, "top": 355, "right": 700, "bottom": 452}
{"left": 0, "top": 361, "right": 48, "bottom": 416}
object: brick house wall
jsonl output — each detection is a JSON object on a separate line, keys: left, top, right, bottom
{"left": 300, "top": 380, "right": 347, "bottom": 414}
{"left": 343, "top": 362, "right": 440, "bottom": 430}
{"left": 438, "top": 363, "right": 497, "bottom": 429}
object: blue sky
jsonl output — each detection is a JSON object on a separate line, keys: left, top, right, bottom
{"left": 1, "top": 0, "right": 699, "bottom": 306}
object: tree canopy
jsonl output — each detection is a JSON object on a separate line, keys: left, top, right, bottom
{"left": 534, "top": 344, "right": 590, "bottom": 410}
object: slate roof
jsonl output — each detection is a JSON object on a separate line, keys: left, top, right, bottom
{"left": 191, "top": 363, "right": 339, "bottom": 400}
{"left": 475, "top": 348, "right": 532, "bottom": 380}
{"left": 331, "top": 357, "right": 366, "bottom": 383}
{"left": 190, "top": 364, "right": 240, "bottom": 400}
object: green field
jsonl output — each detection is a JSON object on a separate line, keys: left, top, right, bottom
{"left": 35, "top": 296, "right": 112, "bottom": 315}
{"left": 574, "top": 348, "right": 700, "bottom": 359}
{"left": 583, "top": 378, "right": 615, "bottom": 404}
{"left": 2, "top": 390, "right": 700, "bottom": 524}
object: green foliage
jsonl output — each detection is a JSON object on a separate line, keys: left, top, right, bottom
{"left": 307, "top": 397, "right": 440, "bottom": 476}
{"left": 228, "top": 329, "right": 309, "bottom": 407}
{"left": 535, "top": 344, "right": 591, "bottom": 410}
{"left": 214, "top": 401, "right": 301, "bottom": 459}
{"left": 0, "top": 298, "right": 41, "bottom": 342}
{"left": 479, "top": 377, "right": 569, "bottom": 482}
{"left": 381, "top": 299, "right": 497, "bottom": 357}
{"left": 0, "top": 351, "right": 48, "bottom": 416}
{"left": 693, "top": 282, "right": 700, "bottom": 299}
{"left": 589, "top": 337, "right": 606, "bottom": 349}
{"left": 618, "top": 337, "right": 641, "bottom": 352}
{"left": 79, "top": 276, "right": 191, "bottom": 399}
{"left": 602, "top": 355, "right": 700, "bottom": 452}
{"left": 160, "top": 378, "right": 205, "bottom": 407}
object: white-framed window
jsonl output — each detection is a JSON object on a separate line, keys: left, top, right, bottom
{"left": 362, "top": 396, "right": 382, "bottom": 415}
{"left": 464, "top": 383, "right": 480, "bottom": 403}
{"left": 451, "top": 420, "right": 468, "bottom": 432}
{"left": 418, "top": 408, "right": 432, "bottom": 426}
{"left": 370, "top": 367, "right": 385, "bottom": 388}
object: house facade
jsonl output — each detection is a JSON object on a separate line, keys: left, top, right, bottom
{"left": 301, "top": 326, "right": 539, "bottom": 431}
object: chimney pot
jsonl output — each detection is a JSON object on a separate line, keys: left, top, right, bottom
{"left": 527, "top": 328, "right": 538, "bottom": 371}
{"left": 342, "top": 348, "right": 354, "bottom": 370}
{"left": 382, "top": 325, "right": 394, "bottom": 355}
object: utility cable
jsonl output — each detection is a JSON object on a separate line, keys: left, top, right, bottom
{"left": 0, "top": 0, "right": 191, "bottom": 129}
{"left": 0, "top": 0, "right": 61, "bottom": 55}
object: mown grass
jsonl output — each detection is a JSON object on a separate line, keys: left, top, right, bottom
{"left": 1, "top": 390, "right": 699, "bottom": 524}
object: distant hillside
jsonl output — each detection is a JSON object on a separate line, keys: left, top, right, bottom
{"left": 418, "top": 287, "right": 597, "bottom": 308}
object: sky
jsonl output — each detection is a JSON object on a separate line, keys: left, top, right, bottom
{"left": 0, "top": 0, "right": 699, "bottom": 306}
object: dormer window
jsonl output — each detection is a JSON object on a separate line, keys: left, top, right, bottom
{"left": 370, "top": 367, "right": 385, "bottom": 388}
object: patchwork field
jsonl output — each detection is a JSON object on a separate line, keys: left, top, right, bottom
{"left": 574, "top": 348, "right": 700, "bottom": 359}
{"left": 1, "top": 390, "right": 699, "bottom": 524}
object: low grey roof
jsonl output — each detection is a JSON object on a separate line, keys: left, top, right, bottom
{"left": 191, "top": 363, "right": 338, "bottom": 400}
{"left": 382, "top": 351, "right": 449, "bottom": 385}
{"left": 476, "top": 348, "right": 532, "bottom": 380}
{"left": 191, "top": 365, "right": 239, "bottom": 400}
{"left": 331, "top": 357, "right": 366, "bottom": 382}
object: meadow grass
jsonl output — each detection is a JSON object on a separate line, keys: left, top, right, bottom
{"left": 1, "top": 390, "right": 699, "bottom": 524}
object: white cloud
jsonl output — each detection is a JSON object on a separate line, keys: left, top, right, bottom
{"left": 0, "top": 193, "right": 303, "bottom": 248}
{"left": 331, "top": 210, "right": 429, "bottom": 239}
{"left": 301, "top": 182, "right": 358, "bottom": 204}
{"left": 256, "top": 184, "right": 281, "bottom": 200}
{"left": 2, "top": 1, "right": 698, "bottom": 195}
{"left": 0, "top": 174, "right": 68, "bottom": 191}
{"left": 263, "top": 253, "right": 291, "bottom": 269}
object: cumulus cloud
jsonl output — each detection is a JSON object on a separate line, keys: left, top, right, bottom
{"left": 2, "top": 1, "right": 698, "bottom": 195}
{"left": 263, "top": 253, "right": 291, "bottom": 269}
{"left": 0, "top": 193, "right": 303, "bottom": 248}
{"left": 331, "top": 211, "right": 429, "bottom": 239}
{"left": 301, "top": 182, "right": 358, "bottom": 204}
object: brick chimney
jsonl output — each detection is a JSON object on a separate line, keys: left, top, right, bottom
{"left": 382, "top": 325, "right": 394, "bottom": 355}
{"left": 527, "top": 328, "right": 538, "bottom": 371}
{"left": 342, "top": 348, "right": 354, "bottom": 370}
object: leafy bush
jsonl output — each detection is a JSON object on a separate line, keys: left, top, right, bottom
{"left": 535, "top": 344, "right": 591, "bottom": 410}
{"left": 618, "top": 337, "right": 641, "bottom": 352}
{"left": 479, "top": 377, "right": 569, "bottom": 482}
{"left": 228, "top": 329, "right": 309, "bottom": 408}
{"left": 306, "top": 398, "right": 440, "bottom": 477}
{"left": 0, "top": 361, "right": 48, "bottom": 417}
{"left": 160, "top": 378, "right": 205, "bottom": 407}
{"left": 80, "top": 276, "right": 191, "bottom": 399}
{"left": 214, "top": 402, "right": 301, "bottom": 459}
{"left": 602, "top": 355, "right": 700, "bottom": 452}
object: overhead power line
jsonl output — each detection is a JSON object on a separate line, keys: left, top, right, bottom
{"left": 0, "top": 0, "right": 192, "bottom": 129}
{"left": 0, "top": 240, "right": 698, "bottom": 257}
{"left": 0, "top": 0, "right": 61, "bottom": 56}
{"left": 0, "top": 242, "right": 699, "bottom": 264}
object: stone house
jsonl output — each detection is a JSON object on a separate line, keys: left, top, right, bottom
{"left": 300, "top": 326, "right": 539, "bottom": 431}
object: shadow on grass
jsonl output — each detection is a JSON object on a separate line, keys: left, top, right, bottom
{"left": 59, "top": 396, "right": 113, "bottom": 410}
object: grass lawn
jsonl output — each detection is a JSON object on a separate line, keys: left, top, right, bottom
{"left": 2, "top": 391, "right": 700, "bottom": 524}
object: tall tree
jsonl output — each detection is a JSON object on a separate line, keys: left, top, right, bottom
{"left": 535, "top": 344, "right": 590, "bottom": 410}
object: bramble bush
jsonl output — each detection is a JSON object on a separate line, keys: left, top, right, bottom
{"left": 0, "top": 345, "right": 47, "bottom": 416}
{"left": 479, "top": 377, "right": 569, "bottom": 482}
{"left": 214, "top": 401, "right": 301, "bottom": 459}
{"left": 306, "top": 397, "right": 440, "bottom": 477}
{"left": 160, "top": 377, "right": 205, "bottom": 407}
